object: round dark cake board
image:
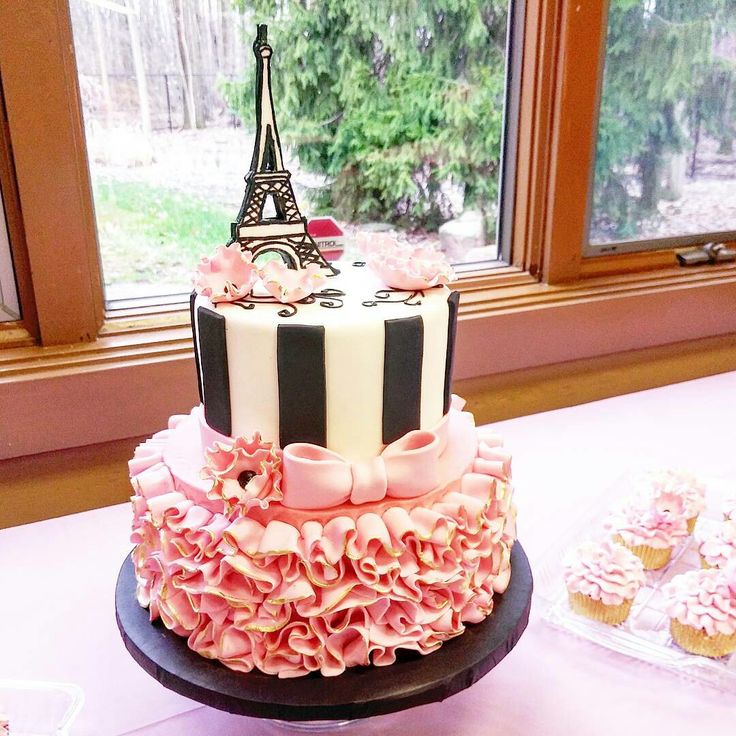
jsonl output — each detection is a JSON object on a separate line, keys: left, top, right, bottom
{"left": 115, "top": 542, "right": 532, "bottom": 723}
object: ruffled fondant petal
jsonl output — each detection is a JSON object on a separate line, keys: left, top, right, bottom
{"left": 129, "top": 409, "right": 517, "bottom": 677}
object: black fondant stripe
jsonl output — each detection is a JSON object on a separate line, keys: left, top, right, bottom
{"left": 383, "top": 316, "right": 423, "bottom": 444}
{"left": 189, "top": 291, "right": 204, "bottom": 403}
{"left": 197, "top": 306, "right": 231, "bottom": 436}
{"left": 277, "top": 324, "right": 327, "bottom": 447}
{"left": 443, "top": 291, "right": 460, "bottom": 414}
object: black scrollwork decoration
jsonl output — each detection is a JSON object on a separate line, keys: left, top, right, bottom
{"left": 232, "top": 288, "right": 345, "bottom": 318}
{"left": 276, "top": 303, "right": 298, "bottom": 318}
{"left": 362, "top": 289, "right": 427, "bottom": 307}
{"left": 314, "top": 288, "right": 345, "bottom": 309}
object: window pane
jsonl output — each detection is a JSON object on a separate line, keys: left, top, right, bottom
{"left": 69, "top": 1, "right": 513, "bottom": 306}
{"left": 589, "top": 1, "right": 736, "bottom": 248}
{"left": 0, "top": 184, "right": 20, "bottom": 322}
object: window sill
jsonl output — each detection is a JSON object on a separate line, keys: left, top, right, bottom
{"left": 4, "top": 329, "right": 736, "bottom": 528}
{"left": 2, "top": 261, "right": 736, "bottom": 459}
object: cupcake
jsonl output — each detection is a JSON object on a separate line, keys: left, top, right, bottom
{"left": 635, "top": 469, "right": 706, "bottom": 533}
{"left": 723, "top": 495, "right": 736, "bottom": 522}
{"left": 563, "top": 540, "right": 646, "bottom": 625}
{"left": 696, "top": 520, "right": 736, "bottom": 569}
{"left": 607, "top": 491, "right": 689, "bottom": 569}
{"left": 665, "top": 564, "right": 736, "bottom": 658}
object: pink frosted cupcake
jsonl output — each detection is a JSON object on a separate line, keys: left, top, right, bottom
{"left": 696, "top": 520, "right": 736, "bottom": 569}
{"left": 635, "top": 469, "right": 706, "bottom": 533}
{"left": 723, "top": 495, "right": 736, "bottom": 522}
{"left": 564, "top": 540, "right": 646, "bottom": 625}
{"left": 665, "top": 564, "right": 736, "bottom": 657}
{"left": 607, "top": 491, "right": 689, "bottom": 570}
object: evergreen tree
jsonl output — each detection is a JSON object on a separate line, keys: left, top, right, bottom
{"left": 224, "top": 1, "right": 735, "bottom": 238}
{"left": 224, "top": 0, "right": 508, "bottom": 231}
{"left": 592, "top": 0, "right": 736, "bottom": 240}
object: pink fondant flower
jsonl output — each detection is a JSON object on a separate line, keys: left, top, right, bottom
{"left": 194, "top": 245, "right": 259, "bottom": 303}
{"left": 259, "top": 261, "right": 326, "bottom": 303}
{"left": 606, "top": 493, "right": 689, "bottom": 549}
{"left": 355, "top": 231, "right": 403, "bottom": 258}
{"left": 202, "top": 434, "right": 283, "bottom": 514}
{"left": 634, "top": 469, "right": 706, "bottom": 520}
{"left": 367, "top": 237, "right": 454, "bottom": 290}
{"left": 651, "top": 489, "right": 686, "bottom": 518}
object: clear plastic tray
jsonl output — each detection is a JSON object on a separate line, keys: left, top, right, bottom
{"left": 0, "top": 681, "right": 84, "bottom": 736}
{"left": 536, "top": 471, "right": 736, "bottom": 693}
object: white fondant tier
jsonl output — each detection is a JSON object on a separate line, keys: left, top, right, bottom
{"left": 192, "top": 263, "right": 458, "bottom": 461}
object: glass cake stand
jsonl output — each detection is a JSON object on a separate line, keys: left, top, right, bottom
{"left": 115, "top": 543, "right": 531, "bottom": 730}
{"left": 271, "top": 719, "right": 355, "bottom": 732}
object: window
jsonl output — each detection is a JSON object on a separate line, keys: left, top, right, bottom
{"left": 68, "top": 0, "right": 515, "bottom": 307}
{"left": 3, "top": 0, "right": 736, "bottom": 467}
{"left": 587, "top": 0, "right": 736, "bottom": 254}
{"left": 0, "top": 183, "right": 20, "bottom": 322}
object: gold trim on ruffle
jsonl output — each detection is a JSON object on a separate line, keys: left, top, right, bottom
{"left": 130, "top": 447, "right": 520, "bottom": 675}
{"left": 242, "top": 620, "right": 289, "bottom": 633}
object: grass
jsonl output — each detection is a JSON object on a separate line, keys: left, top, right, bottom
{"left": 92, "top": 177, "right": 233, "bottom": 286}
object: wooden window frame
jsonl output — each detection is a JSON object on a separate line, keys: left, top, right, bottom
{"left": 1, "top": 0, "right": 736, "bottom": 461}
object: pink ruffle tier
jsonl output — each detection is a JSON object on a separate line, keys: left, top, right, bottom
{"left": 129, "top": 408, "right": 516, "bottom": 678}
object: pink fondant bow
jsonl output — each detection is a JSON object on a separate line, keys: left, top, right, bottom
{"left": 280, "top": 398, "right": 480, "bottom": 510}
{"left": 279, "top": 396, "right": 511, "bottom": 510}
{"left": 282, "top": 428, "right": 444, "bottom": 509}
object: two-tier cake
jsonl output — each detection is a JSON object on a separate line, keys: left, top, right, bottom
{"left": 128, "top": 25, "right": 516, "bottom": 679}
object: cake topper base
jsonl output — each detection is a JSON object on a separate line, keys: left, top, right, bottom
{"left": 115, "top": 542, "right": 532, "bottom": 723}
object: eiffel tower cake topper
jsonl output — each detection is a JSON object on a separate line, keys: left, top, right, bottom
{"left": 229, "top": 24, "right": 338, "bottom": 276}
